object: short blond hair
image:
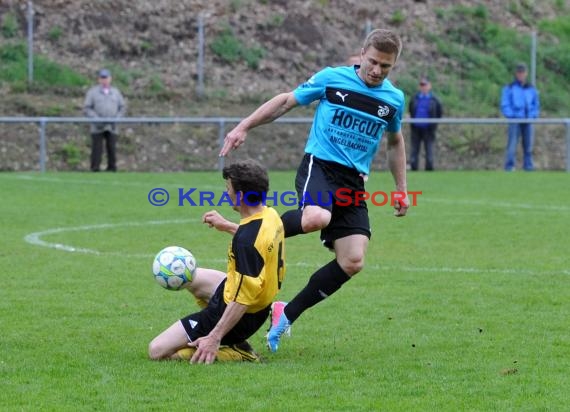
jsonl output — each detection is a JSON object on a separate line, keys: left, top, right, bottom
{"left": 362, "top": 29, "right": 402, "bottom": 60}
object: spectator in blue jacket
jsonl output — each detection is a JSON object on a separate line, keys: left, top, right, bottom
{"left": 408, "top": 76, "right": 443, "bottom": 171}
{"left": 500, "top": 63, "right": 540, "bottom": 171}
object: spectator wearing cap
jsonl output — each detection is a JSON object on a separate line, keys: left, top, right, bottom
{"left": 408, "top": 76, "right": 443, "bottom": 171}
{"left": 83, "top": 69, "right": 127, "bottom": 172}
{"left": 500, "top": 63, "right": 540, "bottom": 171}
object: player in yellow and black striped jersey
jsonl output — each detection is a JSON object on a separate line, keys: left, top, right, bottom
{"left": 224, "top": 207, "right": 285, "bottom": 314}
{"left": 148, "top": 160, "right": 285, "bottom": 364}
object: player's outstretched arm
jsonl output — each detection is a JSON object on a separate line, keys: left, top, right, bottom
{"left": 203, "top": 210, "right": 239, "bottom": 235}
{"left": 219, "top": 92, "right": 298, "bottom": 156}
{"left": 188, "top": 301, "right": 248, "bottom": 364}
{"left": 386, "top": 131, "right": 409, "bottom": 217}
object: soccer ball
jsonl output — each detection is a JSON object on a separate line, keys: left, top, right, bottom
{"left": 152, "top": 246, "right": 197, "bottom": 290}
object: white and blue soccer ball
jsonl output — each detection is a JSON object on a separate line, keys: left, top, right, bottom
{"left": 152, "top": 246, "right": 197, "bottom": 290}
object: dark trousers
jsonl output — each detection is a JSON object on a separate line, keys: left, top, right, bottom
{"left": 410, "top": 126, "right": 436, "bottom": 171}
{"left": 90, "top": 131, "right": 117, "bottom": 171}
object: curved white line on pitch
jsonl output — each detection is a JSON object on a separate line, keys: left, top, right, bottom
{"left": 24, "top": 219, "right": 201, "bottom": 257}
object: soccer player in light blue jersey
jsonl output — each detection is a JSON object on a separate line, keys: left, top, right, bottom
{"left": 220, "top": 29, "right": 409, "bottom": 352}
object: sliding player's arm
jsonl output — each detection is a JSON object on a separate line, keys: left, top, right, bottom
{"left": 188, "top": 301, "right": 248, "bottom": 364}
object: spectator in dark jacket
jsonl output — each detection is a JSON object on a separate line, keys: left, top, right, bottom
{"left": 500, "top": 63, "right": 540, "bottom": 171}
{"left": 408, "top": 76, "right": 443, "bottom": 171}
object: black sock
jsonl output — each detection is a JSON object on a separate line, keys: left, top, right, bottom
{"left": 284, "top": 260, "right": 350, "bottom": 323}
{"left": 281, "top": 209, "right": 304, "bottom": 238}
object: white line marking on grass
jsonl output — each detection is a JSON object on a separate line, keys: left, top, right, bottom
{"left": 288, "top": 261, "right": 570, "bottom": 277}
{"left": 6, "top": 175, "right": 567, "bottom": 212}
{"left": 423, "top": 197, "right": 570, "bottom": 212}
{"left": 24, "top": 219, "right": 201, "bottom": 257}
{"left": 381, "top": 264, "right": 570, "bottom": 276}
{"left": 25, "top": 221, "right": 569, "bottom": 276}
{"left": 2, "top": 174, "right": 220, "bottom": 190}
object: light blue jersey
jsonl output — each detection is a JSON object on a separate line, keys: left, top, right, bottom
{"left": 293, "top": 66, "right": 404, "bottom": 175}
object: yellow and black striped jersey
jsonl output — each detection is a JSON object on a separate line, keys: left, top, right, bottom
{"left": 224, "top": 206, "right": 285, "bottom": 313}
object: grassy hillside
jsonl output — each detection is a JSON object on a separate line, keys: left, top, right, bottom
{"left": 0, "top": 2, "right": 569, "bottom": 171}
{"left": 377, "top": 4, "right": 570, "bottom": 117}
{"left": 1, "top": 3, "right": 569, "bottom": 116}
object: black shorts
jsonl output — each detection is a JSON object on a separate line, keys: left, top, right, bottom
{"left": 180, "top": 279, "right": 270, "bottom": 345}
{"left": 295, "top": 153, "right": 371, "bottom": 248}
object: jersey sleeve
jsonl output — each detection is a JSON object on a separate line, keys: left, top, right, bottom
{"left": 293, "top": 67, "right": 333, "bottom": 106}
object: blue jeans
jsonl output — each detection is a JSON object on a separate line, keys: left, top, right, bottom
{"left": 504, "top": 123, "right": 534, "bottom": 171}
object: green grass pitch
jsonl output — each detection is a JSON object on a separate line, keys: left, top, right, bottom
{"left": 1, "top": 170, "right": 569, "bottom": 411}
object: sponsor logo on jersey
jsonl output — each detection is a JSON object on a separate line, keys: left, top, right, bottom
{"left": 335, "top": 91, "right": 348, "bottom": 102}
{"left": 326, "top": 87, "right": 397, "bottom": 120}
{"left": 330, "top": 109, "right": 381, "bottom": 139}
{"left": 377, "top": 105, "right": 390, "bottom": 117}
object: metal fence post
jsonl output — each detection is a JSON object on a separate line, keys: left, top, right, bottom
{"left": 531, "top": 31, "right": 537, "bottom": 87}
{"left": 27, "top": 0, "right": 34, "bottom": 86}
{"left": 217, "top": 119, "right": 225, "bottom": 171}
{"left": 39, "top": 117, "right": 47, "bottom": 172}
{"left": 197, "top": 14, "right": 205, "bottom": 99}
{"left": 566, "top": 121, "right": 570, "bottom": 172}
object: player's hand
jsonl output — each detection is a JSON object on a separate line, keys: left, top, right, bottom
{"left": 203, "top": 210, "right": 228, "bottom": 229}
{"left": 219, "top": 128, "right": 247, "bottom": 157}
{"left": 203, "top": 210, "right": 238, "bottom": 234}
{"left": 393, "top": 192, "right": 409, "bottom": 217}
{"left": 188, "top": 336, "right": 220, "bottom": 365}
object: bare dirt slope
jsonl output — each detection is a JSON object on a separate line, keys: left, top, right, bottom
{"left": 9, "top": 0, "right": 555, "bottom": 97}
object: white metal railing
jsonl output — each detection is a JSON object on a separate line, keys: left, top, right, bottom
{"left": 0, "top": 117, "right": 569, "bottom": 172}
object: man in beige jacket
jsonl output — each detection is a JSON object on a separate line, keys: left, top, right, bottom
{"left": 84, "top": 69, "right": 126, "bottom": 172}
